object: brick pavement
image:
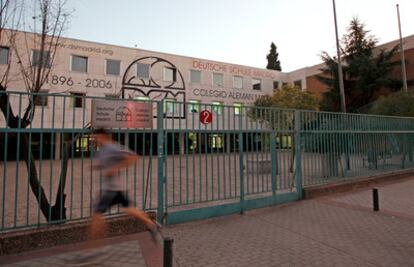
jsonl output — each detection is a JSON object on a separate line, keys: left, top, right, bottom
{"left": 0, "top": 233, "right": 155, "bottom": 267}
{"left": 1, "top": 177, "right": 413, "bottom": 266}
{"left": 4, "top": 241, "right": 146, "bottom": 267}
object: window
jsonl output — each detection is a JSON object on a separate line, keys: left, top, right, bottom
{"left": 34, "top": 91, "right": 48, "bottom": 106}
{"left": 134, "top": 96, "right": 150, "bottom": 101}
{"left": 106, "top": 59, "right": 121, "bottom": 75}
{"left": 233, "top": 103, "right": 242, "bottom": 115}
{"left": 70, "top": 92, "right": 85, "bottom": 108}
{"left": 212, "top": 73, "right": 223, "bottom": 87}
{"left": 273, "top": 81, "right": 279, "bottom": 91}
{"left": 164, "top": 99, "right": 177, "bottom": 114}
{"left": 233, "top": 76, "right": 243, "bottom": 89}
{"left": 212, "top": 101, "right": 223, "bottom": 115}
{"left": 71, "top": 55, "right": 88, "bottom": 73}
{"left": 75, "top": 135, "right": 93, "bottom": 153}
{"left": 105, "top": 94, "right": 118, "bottom": 99}
{"left": 188, "top": 100, "right": 200, "bottom": 113}
{"left": 209, "top": 134, "right": 224, "bottom": 149}
{"left": 32, "top": 50, "right": 51, "bottom": 68}
{"left": 252, "top": 78, "right": 261, "bottom": 90}
{"left": 0, "top": 47, "right": 9, "bottom": 65}
{"left": 282, "top": 82, "right": 288, "bottom": 88}
{"left": 294, "top": 80, "right": 302, "bottom": 89}
{"left": 137, "top": 63, "right": 150, "bottom": 78}
{"left": 164, "top": 67, "right": 176, "bottom": 82}
{"left": 190, "top": 70, "right": 201, "bottom": 84}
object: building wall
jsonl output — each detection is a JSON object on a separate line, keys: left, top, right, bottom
{"left": 0, "top": 31, "right": 292, "bottom": 129}
{"left": 1, "top": 31, "right": 290, "bottom": 107}
{"left": 306, "top": 75, "right": 328, "bottom": 99}
{"left": 390, "top": 47, "right": 414, "bottom": 89}
{"left": 1, "top": 31, "right": 414, "bottom": 113}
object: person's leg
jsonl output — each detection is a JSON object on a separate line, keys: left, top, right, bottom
{"left": 87, "top": 212, "right": 107, "bottom": 249}
{"left": 111, "top": 191, "right": 162, "bottom": 243}
{"left": 114, "top": 191, "right": 156, "bottom": 228}
{"left": 122, "top": 207, "right": 156, "bottom": 228}
{"left": 123, "top": 207, "right": 162, "bottom": 244}
{"left": 86, "top": 191, "right": 116, "bottom": 249}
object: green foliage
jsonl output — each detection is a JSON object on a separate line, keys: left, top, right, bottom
{"left": 369, "top": 91, "right": 414, "bottom": 117}
{"left": 251, "top": 85, "right": 319, "bottom": 130}
{"left": 317, "top": 18, "right": 401, "bottom": 112}
{"left": 266, "top": 42, "right": 281, "bottom": 71}
{"left": 257, "top": 85, "right": 319, "bottom": 110}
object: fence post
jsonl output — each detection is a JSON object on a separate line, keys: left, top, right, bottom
{"left": 238, "top": 131, "right": 245, "bottom": 214}
{"left": 157, "top": 101, "right": 165, "bottom": 224}
{"left": 270, "top": 130, "right": 277, "bottom": 201}
{"left": 294, "top": 110, "right": 303, "bottom": 199}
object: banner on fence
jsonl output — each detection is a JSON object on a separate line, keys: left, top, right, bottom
{"left": 91, "top": 99, "right": 153, "bottom": 128}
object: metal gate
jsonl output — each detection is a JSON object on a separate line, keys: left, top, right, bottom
{"left": 157, "top": 102, "right": 301, "bottom": 224}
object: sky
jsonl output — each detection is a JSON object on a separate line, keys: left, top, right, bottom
{"left": 64, "top": 0, "right": 414, "bottom": 72}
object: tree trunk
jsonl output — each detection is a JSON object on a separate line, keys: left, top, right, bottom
{"left": 0, "top": 89, "right": 69, "bottom": 222}
{"left": 20, "top": 133, "right": 66, "bottom": 221}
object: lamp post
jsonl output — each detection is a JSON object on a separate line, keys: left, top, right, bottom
{"left": 396, "top": 4, "right": 408, "bottom": 92}
{"left": 332, "top": 0, "right": 346, "bottom": 113}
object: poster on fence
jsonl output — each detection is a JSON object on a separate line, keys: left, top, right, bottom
{"left": 91, "top": 99, "right": 153, "bottom": 128}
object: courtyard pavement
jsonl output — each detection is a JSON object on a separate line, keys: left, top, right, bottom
{"left": 1, "top": 176, "right": 413, "bottom": 267}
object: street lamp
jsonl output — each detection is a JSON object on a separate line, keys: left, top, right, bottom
{"left": 396, "top": 4, "right": 408, "bottom": 92}
{"left": 332, "top": 0, "right": 346, "bottom": 113}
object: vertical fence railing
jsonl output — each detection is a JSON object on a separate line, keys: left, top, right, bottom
{"left": 300, "top": 110, "right": 414, "bottom": 186}
{"left": 2, "top": 90, "right": 414, "bottom": 231}
{"left": 0, "top": 90, "right": 158, "bottom": 231}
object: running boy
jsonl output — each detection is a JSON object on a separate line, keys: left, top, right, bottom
{"left": 89, "top": 128, "right": 161, "bottom": 246}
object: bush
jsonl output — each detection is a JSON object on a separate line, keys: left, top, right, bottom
{"left": 369, "top": 91, "right": 414, "bottom": 117}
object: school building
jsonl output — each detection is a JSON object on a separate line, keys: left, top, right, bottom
{"left": 0, "top": 30, "right": 413, "bottom": 159}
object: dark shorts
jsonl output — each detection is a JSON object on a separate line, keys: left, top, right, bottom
{"left": 94, "top": 191, "right": 130, "bottom": 213}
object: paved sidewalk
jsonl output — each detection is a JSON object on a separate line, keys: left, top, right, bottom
{"left": 0, "top": 233, "right": 157, "bottom": 267}
{"left": 2, "top": 177, "right": 414, "bottom": 266}
{"left": 164, "top": 177, "right": 414, "bottom": 267}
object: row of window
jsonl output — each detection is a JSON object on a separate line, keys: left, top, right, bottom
{"left": 0, "top": 46, "right": 302, "bottom": 90}
{"left": 165, "top": 99, "right": 242, "bottom": 115}
{"left": 190, "top": 70, "right": 263, "bottom": 90}
{"left": 33, "top": 92, "right": 243, "bottom": 115}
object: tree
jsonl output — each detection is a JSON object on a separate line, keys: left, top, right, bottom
{"left": 0, "top": 0, "right": 19, "bottom": 88}
{"left": 251, "top": 84, "right": 319, "bottom": 143}
{"left": 317, "top": 18, "right": 401, "bottom": 112}
{"left": 368, "top": 91, "right": 414, "bottom": 165}
{"left": 369, "top": 91, "right": 414, "bottom": 117}
{"left": 251, "top": 85, "right": 319, "bottom": 171}
{"left": 251, "top": 85, "right": 319, "bottom": 130}
{"left": 266, "top": 42, "right": 281, "bottom": 71}
{"left": 0, "top": 0, "right": 72, "bottom": 222}
{"left": 253, "top": 85, "right": 319, "bottom": 114}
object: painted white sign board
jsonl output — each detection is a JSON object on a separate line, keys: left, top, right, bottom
{"left": 91, "top": 99, "right": 153, "bottom": 128}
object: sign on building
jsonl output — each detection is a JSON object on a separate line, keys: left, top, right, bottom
{"left": 200, "top": 110, "right": 212, "bottom": 125}
{"left": 92, "top": 99, "right": 153, "bottom": 128}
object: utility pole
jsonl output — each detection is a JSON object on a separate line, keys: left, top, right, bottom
{"left": 332, "top": 0, "right": 346, "bottom": 113}
{"left": 396, "top": 4, "right": 408, "bottom": 92}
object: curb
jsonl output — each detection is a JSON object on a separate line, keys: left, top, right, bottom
{"left": 0, "top": 213, "right": 155, "bottom": 256}
{"left": 303, "top": 169, "right": 414, "bottom": 199}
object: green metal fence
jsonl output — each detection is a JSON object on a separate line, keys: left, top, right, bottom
{"left": 0, "top": 91, "right": 158, "bottom": 231}
{"left": 300, "top": 110, "right": 414, "bottom": 186}
{"left": 1, "top": 90, "right": 414, "bottom": 231}
{"left": 161, "top": 103, "right": 299, "bottom": 224}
